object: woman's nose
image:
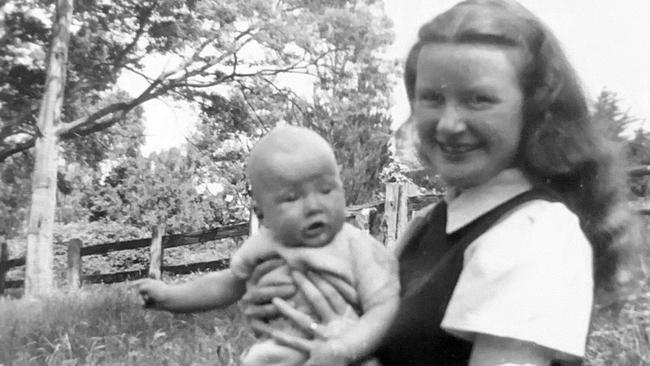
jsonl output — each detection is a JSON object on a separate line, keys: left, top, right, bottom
{"left": 436, "top": 105, "right": 466, "bottom": 136}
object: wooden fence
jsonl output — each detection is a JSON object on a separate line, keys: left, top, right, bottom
{"left": 3, "top": 167, "right": 650, "bottom": 294}
{"left": 0, "top": 183, "right": 438, "bottom": 293}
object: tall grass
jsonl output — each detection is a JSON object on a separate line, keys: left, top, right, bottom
{"left": 0, "top": 283, "right": 254, "bottom": 365}
{"left": 1, "top": 282, "right": 648, "bottom": 365}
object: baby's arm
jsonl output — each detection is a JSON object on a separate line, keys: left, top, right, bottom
{"left": 134, "top": 228, "right": 278, "bottom": 313}
{"left": 134, "top": 269, "right": 245, "bottom": 313}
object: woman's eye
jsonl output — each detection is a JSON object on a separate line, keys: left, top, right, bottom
{"left": 417, "top": 90, "right": 444, "bottom": 107}
{"left": 321, "top": 186, "right": 333, "bottom": 194}
{"left": 466, "top": 94, "right": 495, "bottom": 108}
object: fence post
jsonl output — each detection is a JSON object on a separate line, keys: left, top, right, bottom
{"left": 148, "top": 224, "right": 165, "bottom": 280}
{"left": 384, "top": 183, "right": 409, "bottom": 250}
{"left": 0, "top": 240, "right": 7, "bottom": 294}
{"left": 249, "top": 209, "right": 260, "bottom": 236}
{"left": 67, "top": 238, "right": 82, "bottom": 290}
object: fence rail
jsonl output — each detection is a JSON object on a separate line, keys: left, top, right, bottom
{"left": 0, "top": 221, "right": 255, "bottom": 292}
{"left": 628, "top": 165, "right": 650, "bottom": 178}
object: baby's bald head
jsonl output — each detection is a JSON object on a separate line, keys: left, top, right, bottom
{"left": 246, "top": 125, "right": 346, "bottom": 247}
{"left": 247, "top": 125, "right": 340, "bottom": 199}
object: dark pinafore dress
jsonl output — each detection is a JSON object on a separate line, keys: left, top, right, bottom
{"left": 375, "top": 189, "right": 581, "bottom": 366}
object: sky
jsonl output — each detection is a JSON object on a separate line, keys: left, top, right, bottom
{"left": 384, "top": 0, "right": 650, "bottom": 130}
{"left": 125, "top": 0, "right": 650, "bottom": 154}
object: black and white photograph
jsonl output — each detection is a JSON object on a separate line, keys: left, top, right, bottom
{"left": 1, "top": 0, "right": 649, "bottom": 365}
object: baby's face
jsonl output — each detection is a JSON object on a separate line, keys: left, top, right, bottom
{"left": 255, "top": 152, "right": 346, "bottom": 247}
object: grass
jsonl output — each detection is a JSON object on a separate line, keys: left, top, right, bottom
{"left": 2, "top": 228, "right": 649, "bottom": 365}
{"left": 1, "top": 283, "right": 649, "bottom": 365}
{"left": 586, "top": 283, "right": 650, "bottom": 366}
{"left": 0, "top": 283, "right": 254, "bottom": 366}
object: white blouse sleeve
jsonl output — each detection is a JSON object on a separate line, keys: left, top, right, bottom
{"left": 441, "top": 200, "right": 594, "bottom": 358}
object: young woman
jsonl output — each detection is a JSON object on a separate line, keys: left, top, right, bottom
{"left": 244, "top": 1, "right": 642, "bottom": 365}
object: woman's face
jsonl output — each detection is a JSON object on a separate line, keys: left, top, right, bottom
{"left": 413, "top": 43, "right": 525, "bottom": 190}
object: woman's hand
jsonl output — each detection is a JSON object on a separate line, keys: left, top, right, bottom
{"left": 241, "top": 257, "right": 296, "bottom": 320}
{"left": 251, "top": 270, "right": 364, "bottom": 366}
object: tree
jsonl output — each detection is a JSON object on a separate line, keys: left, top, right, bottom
{"left": 189, "top": 4, "right": 398, "bottom": 204}
{"left": 0, "top": 96, "right": 145, "bottom": 240}
{"left": 594, "top": 89, "right": 638, "bottom": 142}
{"left": 592, "top": 89, "right": 650, "bottom": 199}
{"left": 23, "top": 0, "right": 72, "bottom": 295}
{"left": 1, "top": 0, "right": 396, "bottom": 162}
{"left": 2, "top": 0, "right": 396, "bottom": 293}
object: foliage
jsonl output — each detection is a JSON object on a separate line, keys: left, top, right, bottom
{"left": 626, "top": 129, "right": 650, "bottom": 166}
{"left": 1, "top": 0, "right": 398, "bottom": 244}
{"left": 1, "top": 0, "right": 398, "bottom": 162}
{"left": 383, "top": 118, "right": 447, "bottom": 193}
{"left": 188, "top": 1, "right": 398, "bottom": 205}
{"left": 625, "top": 129, "right": 650, "bottom": 198}
{"left": 74, "top": 148, "right": 245, "bottom": 234}
{"left": 309, "top": 109, "right": 393, "bottom": 205}
{"left": 596, "top": 89, "right": 639, "bottom": 142}
{"left": 0, "top": 152, "right": 32, "bottom": 238}
{"left": 59, "top": 91, "right": 146, "bottom": 168}
{"left": 0, "top": 103, "right": 145, "bottom": 239}
{"left": 293, "top": 6, "right": 397, "bottom": 204}
{"left": 593, "top": 89, "right": 650, "bottom": 199}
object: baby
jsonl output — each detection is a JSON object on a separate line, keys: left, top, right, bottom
{"left": 135, "top": 125, "right": 399, "bottom": 366}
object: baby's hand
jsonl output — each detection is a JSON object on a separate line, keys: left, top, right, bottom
{"left": 131, "top": 278, "right": 169, "bottom": 310}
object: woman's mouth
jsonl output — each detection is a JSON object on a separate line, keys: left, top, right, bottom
{"left": 437, "top": 141, "right": 480, "bottom": 155}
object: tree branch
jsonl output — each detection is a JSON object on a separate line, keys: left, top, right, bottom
{"left": 0, "top": 139, "right": 37, "bottom": 162}
{"left": 236, "top": 81, "right": 269, "bottom": 133}
{"left": 0, "top": 78, "right": 175, "bottom": 162}
{"left": 113, "top": 2, "right": 157, "bottom": 67}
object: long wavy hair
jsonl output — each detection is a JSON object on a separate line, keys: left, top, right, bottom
{"left": 404, "top": 0, "right": 642, "bottom": 295}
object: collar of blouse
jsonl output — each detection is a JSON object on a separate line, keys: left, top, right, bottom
{"left": 392, "top": 168, "right": 532, "bottom": 256}
{"left": 444, "top": 168, "right": 533, "bottom": 234}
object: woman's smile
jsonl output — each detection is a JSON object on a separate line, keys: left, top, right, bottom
{"left": 437, "top": 140, "right": 482, "bottom": 156}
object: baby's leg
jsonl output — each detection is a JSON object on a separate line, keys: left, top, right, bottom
{"left": 241, "top": 339, "right": 307, "bottom": 366}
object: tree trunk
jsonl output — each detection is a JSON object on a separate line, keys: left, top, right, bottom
{"left": 25, "top": 0, "right": 73, "bottom": 296}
